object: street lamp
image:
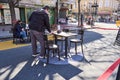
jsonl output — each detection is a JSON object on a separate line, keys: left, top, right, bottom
{"left": 56, "top": 0, "right": 60, "bottom": 24}
{"left": 78, "top": 0, "right": 83, "bottom": 28}
{"left": 78, "top": 0, "right": 81, "bottom": 27}
{"left": 91, "top": 0, "right": 98, "bottom": 26}
{"left": 91, "top": 0, "right": 98, "bottom": 25}
{"left": 117, "top": 2, "right": 120, "bottom": 18}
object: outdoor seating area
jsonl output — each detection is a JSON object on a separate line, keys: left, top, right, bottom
{"left": 43, "top": 33, "right": 60, "bottom": 64}
{"left": 36, "top": 26, "right": 85, "bottom": 64}
{"left": 1, "top": 0, "right": 120, "bottom": 79}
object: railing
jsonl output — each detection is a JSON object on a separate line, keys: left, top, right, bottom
{"left": 97, "top": 58, "right": 120, "bottom": 80}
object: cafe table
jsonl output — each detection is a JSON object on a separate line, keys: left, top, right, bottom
{"left": 53, "top": 31, "right": 77, "bottom": 58}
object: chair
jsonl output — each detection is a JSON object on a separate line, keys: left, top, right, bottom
{"left": 62, "top": 28, "right": 69, "bottom": 32}
{"left": 44, "top": 33, "right": 60, "bottom": 64}
{"left": 70, "top": 29, "right": 84, "bottom": 54}
{"left": 13, "top": 33, "right": 23, "bottom": 44}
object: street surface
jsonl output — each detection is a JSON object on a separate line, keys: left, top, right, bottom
{"left": 0, "top": 22, "right": 120, "bottom": 80}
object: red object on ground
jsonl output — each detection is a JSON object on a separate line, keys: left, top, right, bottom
{"left": 92, "top": 26, "right": 119, "bottom": 30}
{"left": 97, "top": 58, "right": 120, "bottom": 80}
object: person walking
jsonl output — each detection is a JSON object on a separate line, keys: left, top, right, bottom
{"left": 28, "top": 6, "right": 51, "bottom": 57}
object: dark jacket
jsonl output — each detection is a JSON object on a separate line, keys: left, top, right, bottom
{"left": 28, "top": 10, "right": 51, "bottom": 32}
{"left": 13, "top": 23, "right": 22, "bottom": 37}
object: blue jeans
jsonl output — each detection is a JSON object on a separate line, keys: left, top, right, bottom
{"left": 20, "top": 31, "right": 27, "bottom": 39}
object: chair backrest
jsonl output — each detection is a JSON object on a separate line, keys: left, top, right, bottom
{"left": 77, "top": 29, "right": 84, "bottom": 42}
{"left": 62, "top": 29, "right": 69, "bottom": 32}
{"left": 77, "top": 29, "right": 84, "bottom": 35}
{"left": 44, "top": 34, "right": 55, "bottom": 45}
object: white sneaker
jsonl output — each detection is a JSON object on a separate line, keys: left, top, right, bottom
{"left": 32, "top": 54, "right": 39, "bottom": 57}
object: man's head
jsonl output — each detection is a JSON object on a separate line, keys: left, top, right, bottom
{"left": 42, "top": 6, "right": 50, "bottom": 14}
{"left": 43, "top": 6, "right": 50, "bottom": 10}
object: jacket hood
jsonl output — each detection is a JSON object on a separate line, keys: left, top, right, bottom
{"left": 34, "top": 10, "right": 47, "bottom": 15}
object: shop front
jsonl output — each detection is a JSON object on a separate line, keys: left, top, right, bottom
{"left": 0, "top": 3, "right": 20, "bottom": 25}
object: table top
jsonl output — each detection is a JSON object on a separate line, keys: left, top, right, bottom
{"left": 53, "top": 31, "right": 77, "bottom": 37}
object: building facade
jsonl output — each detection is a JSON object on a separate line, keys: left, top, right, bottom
{"left": 71, "top": 0, "right": 119, "bottom": 22}
{"left": 0, "top": 3, "right": 20, "bottom": 25}
{"left": 0, "top": 0, "right": 57, "bottom": 25}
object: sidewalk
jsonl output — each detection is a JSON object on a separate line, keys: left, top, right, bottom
{"left": 0, "top": 22, "right": 118, "bottom": 39}
{"left": 0, "top": 22, "right": 119, "bottom": 80}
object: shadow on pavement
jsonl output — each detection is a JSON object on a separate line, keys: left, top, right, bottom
{"left": 83, "top": 30, "right": 104, "bottom": 44}
{"left": 0, "top": 30, "right": 104, "bottom": 80}
{"left": 0, "top": 46, "right": 83, "bottom": 80}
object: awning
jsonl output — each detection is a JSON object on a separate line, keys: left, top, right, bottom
{"left": 19, "top": 0, "right": 56, "bottom": 7}
{"left": 60, "top": 0, "right": 75, "bottom": 4}
{"left": 98, "top": 11, "right": 112, "bottom": 15}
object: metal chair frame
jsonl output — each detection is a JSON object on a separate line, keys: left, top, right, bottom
{"left": 70, "top": 29, "right": 84, "bottom": 54}
{"left": 44, "top": 34, "right": 60, "bottom": 64}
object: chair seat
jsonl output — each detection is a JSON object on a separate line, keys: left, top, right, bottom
{"left": 56, "top": 36, "right": 65, "bottom": 41}
{"left": 70, "top": 39, "right": 81, "bottom": 43}
{"left": 48, "top": 44, "right": 58, "bottom": 49}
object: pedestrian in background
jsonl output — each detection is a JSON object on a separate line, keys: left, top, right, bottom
{"left": 66, "top": 16, "right": 68, "bottom": 24}
{"left": 28, "top": 6, "right": 51, "bottom": 57}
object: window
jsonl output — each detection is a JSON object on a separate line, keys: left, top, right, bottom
{"left": 104, "top": 0, "right": 109, "bottom": 7}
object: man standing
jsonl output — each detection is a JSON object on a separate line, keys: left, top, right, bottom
{"left": 29, "top": 6, "right": 51, "bottom": 57}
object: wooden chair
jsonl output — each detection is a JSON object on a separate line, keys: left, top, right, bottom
{"left": 44, "top": 34, "right": 60, "bottom": 64}
{"left": 70, "top": 29, "right": 84, "bottom": 54}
